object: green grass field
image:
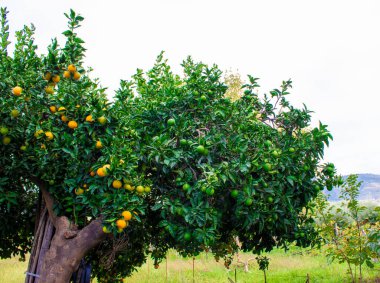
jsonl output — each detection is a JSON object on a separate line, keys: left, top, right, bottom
{"left": 1, "top": 248, "right": 379, "bottom": 283}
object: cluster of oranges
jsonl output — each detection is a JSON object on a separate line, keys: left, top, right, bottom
{"left": 63, "top": 64, "right": 81, "bottom": 80}
{"left": 91, "top": 167, "right": 151, "bottom": 193}
{"left": 95, "top": 164, "right": 111, "bottom": 177}
{"left": 113, "top": 179, "right": 152, "bottom": 194}
{"left": 1, "top": 126, "right": 11, "bottom": 145}
{"left": 102, "top": 210, "right": 134, "bottom": 234}
{"left": 43, "top": 71, "right": 61, "bottom": 94}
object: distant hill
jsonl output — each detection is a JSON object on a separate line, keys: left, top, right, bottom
{"left": 324, "top": 174, "right": 380, "bottom": 203}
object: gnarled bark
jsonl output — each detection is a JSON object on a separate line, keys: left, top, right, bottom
{"left": 38, "top": 217, "right": 105, "bottom": 283}
{"left": 26, "top": 178, "right": 106, "bottom": 283}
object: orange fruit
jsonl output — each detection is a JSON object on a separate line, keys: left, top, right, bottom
{"left": 97, "top": 167, "right": 106, "bottom": 177}
{"left": 97, "top": 116, "right": 107, "bottom": 125}
{"left": 73, "top": 72, "right": 81, "bottom": 80}
{"left": 2, "top": 136, "right": 11, "bottom": 145}
{"left": 45, "top": 86, "right": 54, "bottom": 94}
{"left": 11, "top": 109, "right": 19, "bottom": 118}
{"left": 116, "top": 219, "right": 127, "bottom": 229}
{"left": 75, "top": 188, "right": 84, "bottom": 195}
{"left": 90, "top": 171, "right": 96, "bottom": 177}
{"left": 63, "top": 71, "right": 71, "bottom": 79}
{"left": 136, "top": 186, "right": 145, "bottom": 193}
{"left": 58, "top": 107, "right": 66, "bottom": 112}
{"left": 52, "top": 75, "right": 60, "bottom": 83}
{"left": 83, "top": 184, "right": 88, "bottom": 189}
{"left": 95, "top": 140, "right": 103, "bottom": 149}
{"left": 61, "top": 115, "right": 69, "bottom": 122}
{"left": 45, "top": 131, "right": 54, "bottom": 141}
{"left": 68, "top": 64, "right": 76, "bottom": 73}
{"left": 122, "top": 211, "right": 132, "bottom": 221}
{"left": 43, "top": 72, "right": 52, "bottom": 81}
{"left": 49, "top": 106, "right": 57, "bottom": 113}
{"left": 124, "top": 184, "right": 133, "bottom": 191}
{"left": 12, "top": 86, "right": 22, "bottom": 96}
{"left": 34, "top": 130, "right": 44, "bottom": 138}
{"left": 102, "top": 226, "right": 111, "bottom": 234}
{"left": 85, "top": 115, "right": 94, "bottom": 122}
{"left": 112, "top": 180, "right": 122, "bottom": 189}
{"left": 68, "top": 121, "right": 78, "bottom": 129}
{"left": 41, "top": 144, "right": 46, "bottom": 150}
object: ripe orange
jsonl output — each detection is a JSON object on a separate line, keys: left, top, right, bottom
{"left": 85, "top": 115, "right": 94, "bottom": 122}
{"left": 68, "top": 121, "right": 78, "bottom": 129}
{"left": 68, "top": 64, "right": 76, "bottom": 73}
{"left": 97, "top": 167, "right": 106, "bottom": 177}
{"left": 43, "top": 72, "right": 52, "bottom": 81}
{"left": 95, "top": 140, "right": 103, "bottom": 149}
{"left": 45, "top": 86, "right": 54, "bottom": 94}
{"left": 61, "top": 115, "right": 69, "bottom": 122}
{"left": 41, "top": 144, "right": 46, "bottom": 150}
{"left": 73, "top": 72, "right": 81, "bottom": 80}
{"left": 52, "top": 75, "right": 60, "bottom": 83}
{"left": 45, "top": 131, "right": 54, "bottom": 141}
{"left": 90, "top": 171, "right": 96, "bottom": 177}
{"left": 63, "top": 71, "right": 71, "bottom": 79}
{"left": 12, "top": 86, "right": 22, "bottom": 96}
{"left": 49, "top": 106, "right": 57, "bottom": 113}
{"left": 122, "top": 210, "right": 132, "bottom": 221}
{"left": 112, "top": 180, "right": 122, "bottom": 189}
{"left": 116, "top": 219, "right": 127, "bottom": 229}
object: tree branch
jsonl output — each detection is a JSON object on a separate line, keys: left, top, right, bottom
{"left": 29, "top": 176, "right": 57, "bottom": 227}
{"left": 75, "top": 218, "right": 107, "bottom": 256}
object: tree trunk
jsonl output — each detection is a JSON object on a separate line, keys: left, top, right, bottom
{"left": 25, "top": 178, "right": 106, "bottom": 283}
{"left": 37, "top": 217, "right": 105, "bottom": 283}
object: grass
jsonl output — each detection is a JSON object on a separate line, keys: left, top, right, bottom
{"left": 1, "top": 247, "right": 379, "bottom": 283}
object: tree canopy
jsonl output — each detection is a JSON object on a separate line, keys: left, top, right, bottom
{"left": 0, "top": 8, "right": 341, "bottom": 282}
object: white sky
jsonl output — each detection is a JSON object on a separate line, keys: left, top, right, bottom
{"left": 3, "top": 0, "right": 380, "bottom": 175}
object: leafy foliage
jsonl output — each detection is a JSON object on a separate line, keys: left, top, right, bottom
{"left": 0, "top": 8, "right": 341, "bottom": 282}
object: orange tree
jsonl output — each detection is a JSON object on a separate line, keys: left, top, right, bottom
{"left": 0, "top": 8, "right": 341, "bottom": 283}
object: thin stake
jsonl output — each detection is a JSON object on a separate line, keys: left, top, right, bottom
{"left": 192, "top": 257, "right": 195, "bottom": 283}
{"left": 166, "top": 257, "right": 168, "bottom": 283}
{"left": 147, "top": 257, "right": 150, "bottom": 282}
